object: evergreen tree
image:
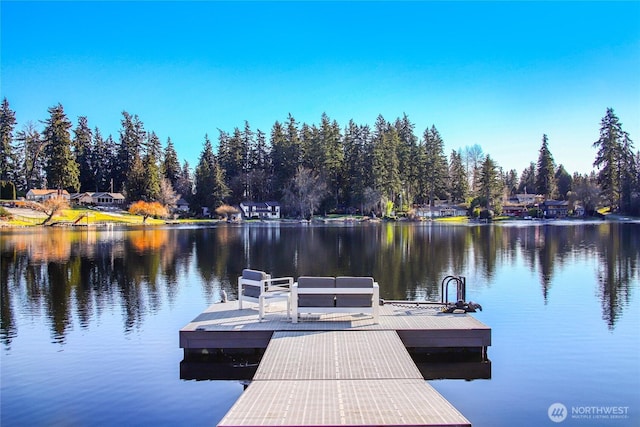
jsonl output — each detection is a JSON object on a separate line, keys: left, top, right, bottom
{"left": 343, "top": 120, "right": 365, "bottom": 209}
{"left": 162, "top": 138, "right": 181, "bottom": 187}
{"left": 0, "top": 98, "right": 17, "bottom": 182}
{"left": 247, "top": 129, "right": 271, "bottom": 201}
{"left": 592, "top": 108, "right": 635, "bottom": 211}
{"left": 125, "top": 154, "right": 146, "bottom": 201}
{"left": 91, "top": 129, "right": 114, "bottom": 192}
{"left": 210, "top": 154, "right": 228, "bottom": 209}
{"left": 394, "top": 114, "right": 419, "bottom": 208}
{"left": 504, "top": 169, "right": 518, "bottom": 198}
{"left": 253, "top": 129, "right": 270, "bottom": 172}
{"left": 319, "top": 113, "right": 343, "bottom": 209}
{"left": 634, "top": 151, "right": 640, "bottom": 214}
{"left": 285, "top": 114, "right": 303, "bottom": 170}
{"left": 240, "top": 121, "right": 254, "bottom": 201}
{"left": 193, "top": 135, "right": 228, "bottom": 214}
{"left": 143, "top": 155, "right": 161, "bottom": 201}
{"left": 15, "top": 122, "right": 46, "bottom": 192}
{"left": 73, "top": 116, "right": 94, "bottom": 191}
{"left": 448, "top": 150, "right": 468, "bottom": 203}
{"left": 371, "top": 115, "right": 401, "bottom": 207}
{"left": 518, "top": 162, "right": 536, "bottom": 194}
{"left": 478, "top": 155, "right": 501, "bottom": 211}
{"left": 144, "top": 130, "right": 163, "bottom": 163}
{"left": 42, "top": 104, "right": 80, "bottom": 192}
{"left": 115, "top": 112, "right": 145, "bottom": 192}
{"left": 142, "top": 131, "right": 162, "bottom": 201}
{"left": 219, "top": 127, "right": 247, "bottom": 204}
{"left": 175, "top": 160, "right": 193, "bottom": 201}
{"left": 535, "top": 134, "right": 556, "bottom": 199}
{"left": 419, "top": 125, "right": 449, "bottom": 206}
{"left": 555, "top": 164, "right": 572, "bottom": 200}
{"left": 270, "top": 119, "right": 299, "bottom": 200}
{"left": 344, "top": 121, "right": 374, "bottom": 212}
{"left": 269, "top": 121, "right": 286, "bottom": 199}
{"left": 299, "top": 122, "right": 318, "bottom": 170}
{"left": 619, "top": 129, "right": 637, "bottom": 213}
{"left": 11, "top": 126, "right": 26, "bottom": 191}
{"left": 0, "top": 180, "right": 16, "bottom": 200}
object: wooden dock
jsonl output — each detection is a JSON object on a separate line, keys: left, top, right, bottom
{"left": 180, "top": 302, "right": 491, "bottom": 427}
{"left": 180, "top": 301, "right": 491, "bottom": 353}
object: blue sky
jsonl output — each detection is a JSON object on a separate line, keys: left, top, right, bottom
{"left": 2, "top": 1, "right": 639, "bottom": 176}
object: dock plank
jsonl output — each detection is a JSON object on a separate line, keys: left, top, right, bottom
{"left": 218, "top": 379, "right": 471, "bottom": 427}
{"left": 255, "top": 330, "right": 422, "bottom": 380}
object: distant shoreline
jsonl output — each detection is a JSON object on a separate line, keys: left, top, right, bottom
{"left": 2, "top": 206, "right": 637, "bottom": 229}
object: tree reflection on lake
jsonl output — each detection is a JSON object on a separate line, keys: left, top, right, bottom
{"left": 1, "top": 222, "right": 638, "bottom": 346}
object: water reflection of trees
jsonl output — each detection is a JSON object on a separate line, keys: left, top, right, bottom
{"left": 219, "top": 224, "right": 473, "bottom": 301}
{"left": 0, "top": 228, "right": 196, "bottom": 345}
{"left": 1, "top": 222, "right": 637, "bottom": 345}
{"left": 497, "top": 223, "right": 638, "bottom": 328}
{"left": 594, "top": 223, "right": 639, "bottom": 329}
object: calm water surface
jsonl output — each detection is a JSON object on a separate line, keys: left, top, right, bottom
{"left": 1, "top": 222, "right": 639, "bottom": 426}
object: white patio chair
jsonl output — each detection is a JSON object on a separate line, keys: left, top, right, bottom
{"left": 237, "top": 269, "right": 293, "bottom": 321}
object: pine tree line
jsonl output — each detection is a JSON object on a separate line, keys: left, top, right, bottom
{"left": 1, "top": 99, "right": 638, "bottom": 216}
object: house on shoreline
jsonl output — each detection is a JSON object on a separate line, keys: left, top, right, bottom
{"left": 502, "top": 193, "right": 545, "bottom": 217}
{"left": 414, "top": 203, "right": 467, "bottom": 218}
{"left": 26, "top": 189, "right": 70, "bottom": 202}
{"left": 239, "top": 201, "right": 281, "bottom": 219}
{"left": 541, "top": 200, "right": 570, "bottom": 218}
{"left": 70, "top": 191, "right": 125, "bottom": 207}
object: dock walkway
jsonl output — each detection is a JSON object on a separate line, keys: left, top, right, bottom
{"left": 180, "top": 302, "right": 490, "bottom": 427}
{"left": 218, "top": 330, "right": 471, "bottom": 427}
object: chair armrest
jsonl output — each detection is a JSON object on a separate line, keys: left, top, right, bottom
{"left": 263, "top": 276, "right": 293, "bottom": 292}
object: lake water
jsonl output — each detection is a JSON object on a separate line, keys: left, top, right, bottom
{"left": 1, "top": 221, "right": 639, "bottom": 426}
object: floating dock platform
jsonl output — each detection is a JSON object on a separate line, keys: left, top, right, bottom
{"left": 180, "top": 301, "right": 491, "bottom": 353}
{"left": 180, "top": 302, "right": 491, "bottom": 427}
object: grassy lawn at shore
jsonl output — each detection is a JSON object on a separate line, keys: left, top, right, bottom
{"left": 433, "top": 215, "right": 469, "bottom": 223}
{"left": 1, "top": 207, "right": 164, "bottom": 226}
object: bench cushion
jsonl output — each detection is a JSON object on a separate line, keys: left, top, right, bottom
{"left": 242, "top": 269, "right": 268, "bottom": 298}
{"left": 335, "top": 276, "right": 374, "bottom": 307}
{"left": 297, "top": 276, "right": 335, "bottom": 307}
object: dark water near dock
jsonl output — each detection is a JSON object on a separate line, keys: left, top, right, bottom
{"left": 1, "top": 222, "right": 639, "bottom": 426}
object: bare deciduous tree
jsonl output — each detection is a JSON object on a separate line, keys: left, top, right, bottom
{"left": 283, "top": 166, "right": 327, "bottom": 219}
{"left": 215, "top": 204, "right": 239, "bottom": 220}
{"left": 157, "top": 178, "right": 179, "bottom": 209}
{"left": 27, "top": 196, "right": 69, "bottom": 225}
{"left": 362, "top": 187, "right": 381, "bottom": 216}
